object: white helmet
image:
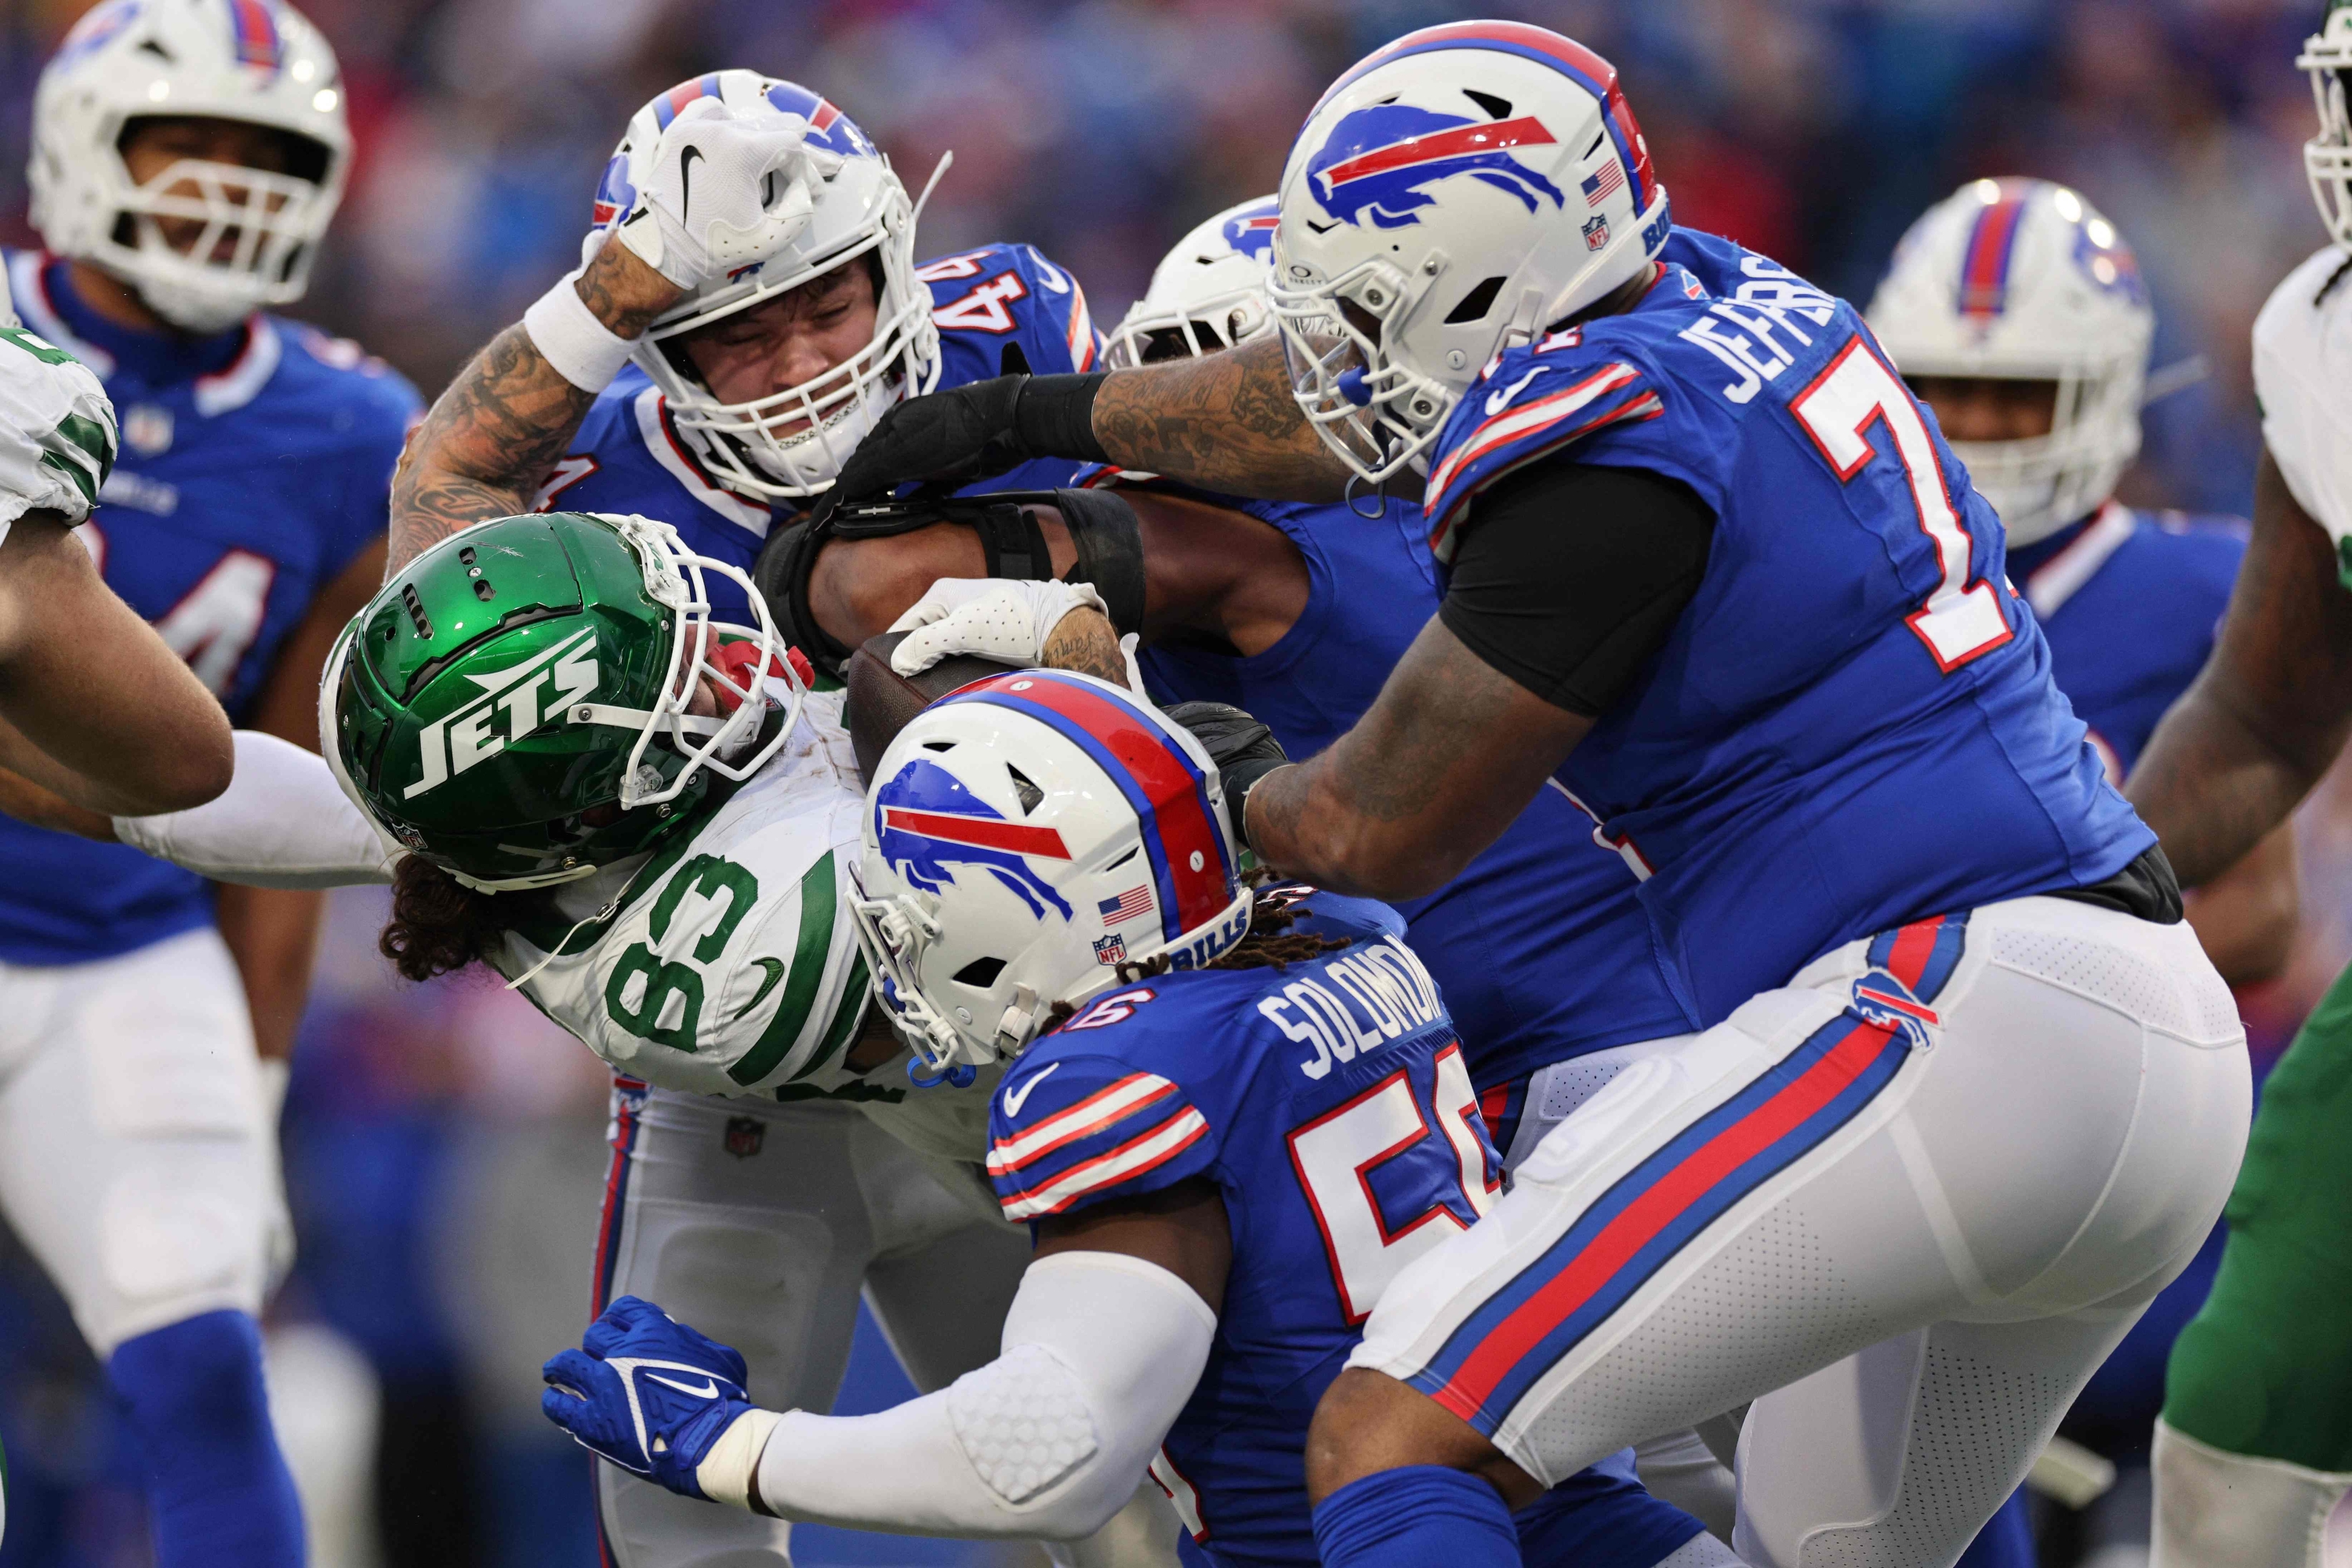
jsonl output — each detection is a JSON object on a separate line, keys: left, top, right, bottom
{"left": 585, "top": 71, "right": 940, "bottom": 501}
{"left": 849, "top": 671, "right": 1252, "bottom": 1074}
{"left": 1867, "top": 177, "right": 2151, "bottom": 546}
{"left": 1105, "top": 194, "right": 1279, "bottom": 367}
{"left": 2302, "top": 2, "right": 2352, "bottom": 248}
{"left": 30, "top": 0, "right": 350, "bottom": 334}
{"left": 1268, "top": 22, "right": 1670, "bottom": 485}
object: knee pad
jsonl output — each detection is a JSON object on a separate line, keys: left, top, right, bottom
{"left": 109, "top": 1310, "right": 302, "bottom": 1568}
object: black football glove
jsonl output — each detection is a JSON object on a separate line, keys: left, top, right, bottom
{"left": 1163, "top": 701, "right": 1288, "bottom": 851}
{"left": 829, "top": 373, "right": 1109, "bottom": 502}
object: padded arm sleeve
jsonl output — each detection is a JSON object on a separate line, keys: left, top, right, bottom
{"left": 1437, "top": 456, "right": 1715, "bottom": 717}
{"left": 112, "top": 730, "right": 397, "bottom": 887}
{"left": 751, "top": 1250, "right": 1213, "bottom": 1539}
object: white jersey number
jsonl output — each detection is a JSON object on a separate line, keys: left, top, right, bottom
{"left": 1791, "top": 337, "right": 2013, "bottom": 673}
{"left": 154, "top": 548, "right": 277, "bottom": 695}
{"left": 1287, "top": 1045, "right": 1497, "bottom": 1324}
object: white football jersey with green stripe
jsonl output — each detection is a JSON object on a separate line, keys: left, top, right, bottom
{"left": 494, "top": 691, "right": 1002, "bottom": 1162}
{"left": 0, "top": 314, "right": 115, "bottom": 543}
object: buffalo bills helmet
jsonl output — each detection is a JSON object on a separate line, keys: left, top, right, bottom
{"left": 585, "top": 71, "right": 941, "bottom": 500}
{"left": 1268, "top": 22, "right": 1670, "bottom": 485}
{"left": 1106, "top": 194, "right": 1279, "bottom": 367}
{"left": 1868, "top": 179, "right": 2151, "bottom": 545}
{"left": 2300, "top": 1, "right": 2352, "bottom": 249}
{"left": 849, "top": 672, "right": 1252, "bottom": 1074}
{"left": 30, "top": 0, "right": 351, "bottom": 334}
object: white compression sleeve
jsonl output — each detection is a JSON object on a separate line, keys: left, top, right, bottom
{"left": 113, "top": 730, "right": 397, "bottom": 888}
{"left": 751, "top": 1250, "right": 1214, "bottom": 1539}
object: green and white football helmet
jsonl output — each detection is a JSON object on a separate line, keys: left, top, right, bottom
{"left": 327, "top": 511, "right": 802, "bottom": 891}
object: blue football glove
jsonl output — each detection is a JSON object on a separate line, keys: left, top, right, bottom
{"left": 540, "top": 1296, "right": 757, "bottom": 1501}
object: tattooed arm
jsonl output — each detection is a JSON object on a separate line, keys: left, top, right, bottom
{"left": 1246, "top": 617, "right": 1588, "bottom": 899}
{"left": 387, "top": 241, "right": 681, "bottom": 574}
{"left": 2129, "top": 449, "right": 2352, "bottom": 886}
{"left": 1089, "top": 336, "right": 1363, "bottom": 502}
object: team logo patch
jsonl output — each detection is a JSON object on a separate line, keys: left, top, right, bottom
{"left": 407, "top": 628, "right": 599, "bottom": 799}
{"left": 873, "top": 758, "right": 1075, "bottom": 920}
{"left": 1849, "top": 970, "right": 1938, "bottom": 1052}
{"left": 1305, "top": 103, "right": 1564, "bottom": 230}
{"left": 1092, "top": 934, "right": 1128, "bottom": 966}
{"left": 723, "top": 1116, "right": 765, "bottom": 1159}
{"left": 1581, "top": 214, "right": 1612, "bottom": 252}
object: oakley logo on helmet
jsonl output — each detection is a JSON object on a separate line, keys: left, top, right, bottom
{"left": 1305, "top": 105, "right": 1564, "bottom": 230}
{"left": 873, "top": 757, "right": 1076, "bottom": 920}
{"left": 405, "top": 628, "right": 600, "bottom": 799}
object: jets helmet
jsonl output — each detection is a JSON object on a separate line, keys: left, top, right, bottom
{"left": 328, "top": 512, "right": 803, "bottom": 891}
{"left": 1868, "top": 178, "right": 2151, "bottom": 545}
{"left": 1269, "top": 22, "right": 1670, "bottom": 485}
{"left": 584, "top": 71, "right": 940, "bottom": 499}
{"left": 849, "top": 672, "right": 1251, "bottom": 1075}
{"left": 30, "top": 0, "right": 350, "bottom": 334}
{"left": 1106, "top": 194, "right": 1279, "bottom": 367}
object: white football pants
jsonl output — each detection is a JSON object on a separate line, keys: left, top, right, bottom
{"left": 0, "top": 927, "right": 274, "bottom": 1355}
{"left": 1355, "top": 895, "right": 2250, "bottom": 1568}
{"left": 590, "top": 1079, "right": 1178, "bottom": 1568}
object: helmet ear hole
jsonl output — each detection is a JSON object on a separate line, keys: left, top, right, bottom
{"left": 1006, "top": 764, "right": 1044, "bottom": 815}
{"left": 953, "top": 956, "right": 1007, "bottom": 988}
{"left": 1462, "top": 89, "right": 1512, "bottom": 119}
{"left": 1444, "top": 276, "right": 1507, "bottom": 325}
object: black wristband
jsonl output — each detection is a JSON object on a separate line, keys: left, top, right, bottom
{"left": 1219, "top": 757, "right": 1286, "bottom": 852}
{"left": 1013, "top": 373, "right": 1111, "bottom": 464}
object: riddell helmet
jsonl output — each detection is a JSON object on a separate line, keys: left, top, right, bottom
{"left": 849, "top": 672, "right": 1252, "bottom": 1074}
{"left": 328, "top": 512, "right": 804, "bottom": 891}
{"left": 1868, "top": 178, "right": 2151, "bottom": 545}
{"left": 584, "top": 71, "right": 941, "bottom": 499}
{"left": 30, "top": 0, "right": 350, "bottom": 334}
{"left": 2302, "top": 1, "right": 2352, "bottom": 248}
{"left": 1105, "top": 194, "right": 1279, "bottom": 367}
{"left": 1269, "top": 22, "right": 1670, "bottom": 485}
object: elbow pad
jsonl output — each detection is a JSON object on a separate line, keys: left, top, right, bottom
{"left": 113, "top": 730, "right": 397, "bottom": 888}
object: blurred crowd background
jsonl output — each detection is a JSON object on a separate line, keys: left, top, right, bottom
{"left": 3, "top": 0, "right": 2352, "bottom": 1565}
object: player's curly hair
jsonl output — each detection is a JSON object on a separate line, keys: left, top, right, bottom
{"left": 380, "top": 855, "right": 509, "bottom": 982}
{"left": 1042, "top": 877, "right": 1350, "bottom": 1027}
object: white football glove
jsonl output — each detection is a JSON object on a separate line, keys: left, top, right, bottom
{"left": 889, "top": 579, "right": 1111, "bottom": 677}
{"left": 614, "top": 97, "right": 842, "bottom": 290}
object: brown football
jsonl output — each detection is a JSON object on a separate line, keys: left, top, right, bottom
{"left": 844, "top": 631, "right": 1026, "bottom": 781}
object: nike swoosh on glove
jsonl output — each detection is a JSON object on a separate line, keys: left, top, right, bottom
{"left": 1162, "top": 701, "right": 1287, "bottom": 851}
{"left": 615, "top": 98, "right": 843, "bottom": 289}
{"left": 541, "top": 1295, "right": 778, "bottom": 1506}
{"left": 888, "top": 578, "right": 1109, "bottom": 675}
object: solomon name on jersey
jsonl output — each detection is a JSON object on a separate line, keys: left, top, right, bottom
{"left": 533, "top": 241, "right": 1107, "bottom": 622}
{"left": 0, "top": 252, "right": 419, "bottom": 964}
{"left": 2253, "top": 243, "right": 2352, "bottom": 590}
{"left": 986, "top": 895, "right": 1704, "bottom": 1568}
{"left": 490, "top": 689, "right": 996, "bottom": 1163}
{"left": 1420, "top": 227, "right": 2151, "bottom": 1024}
{"left": 1126, "top": 483, "right": 1691, "bottom": 1098}
{"left": 2008, "top": 502, "right": 2246, "bottom": 782}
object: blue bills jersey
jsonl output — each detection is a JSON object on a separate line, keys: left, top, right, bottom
{"left": 2007, "top": 502, "right": 2246, "bottom": 781}
{"left": 1133, "top": 490, "right": 1693, "bottom": 1092}
{"left": 0, "top": 252, "right": 416, "bottom": 964}
{"left": 536, "top": 241, "right": 1105, "bottom": 622}
{"left": 987, "top": 895, "right": 1703, "bottom": 1568}
{"left": 1421, "top": 228, "right": 2151, "bottom": 1025}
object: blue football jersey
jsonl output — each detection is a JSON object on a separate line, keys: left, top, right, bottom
{"left": 2006, "top": 503, "right": 2246, "bottom": 781}
{"left": 535, "top": 241, "right": 1105, "bottom": 622}
{"left": 0, "top": 252, "right": 418, "bottom": 965}
{"left": 987, "top": 895, "right": 1701, "bottom": 1567}
{"left": 1421, "top": 228, "right": 2152, "bottom": 1025}
{"left": 1134, "top": 490, "right": 1693, "bottom": 1093}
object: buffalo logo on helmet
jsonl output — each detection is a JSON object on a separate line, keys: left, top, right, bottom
{"left": 760, "top": 82, "right": 878, "bottom": 159}
{"left": 873, "top": 757, "right": 1076, "bottom": 920}
{"left": 1305, "top": 104, "right": 1565, "bottom": 230}
{"left": 1221, "top": 203, "right": 1282, "bottom": 260}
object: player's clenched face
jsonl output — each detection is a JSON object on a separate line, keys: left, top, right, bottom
{"left": 676, "top": 260, "right": 881, "bottom": 420}
{"left": 118, "top": 115, "right": 313, "bottom": 263}
{"left": 1907, "top": 376, "right": 2059, "bottom": 442}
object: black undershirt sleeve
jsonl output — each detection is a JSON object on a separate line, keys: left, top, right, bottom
{"left": 1436, "top": 456, "right": 1716, "bottom": 717}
